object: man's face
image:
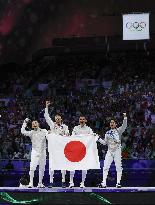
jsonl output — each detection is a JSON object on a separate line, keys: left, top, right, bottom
{"left": 32, "top": 121, "right": 39, "bottom": 129}
{"left": 55, "top": 115, "right": 62, "bottom": 124}
{"left": 110, "top": 120, "right": 117, "bottom": 129}
{"left": 79, "top": 117, "right": 87, "bottom": 126}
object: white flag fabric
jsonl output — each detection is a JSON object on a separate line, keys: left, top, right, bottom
{"left": 47, "top": 134, "right": 100, "bottom": 171}
{"left": 123, "top": 13, "right": 150, "bottom": 40}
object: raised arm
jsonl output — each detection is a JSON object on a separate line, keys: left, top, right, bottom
{"left": 117, "top": 113, "right": 127, "bottom": 135}
{"left": 21, "top": 118, "right": 33, "bottom": 137}
{"left": 44, "top": 101, "right": 54, "bottom": 130}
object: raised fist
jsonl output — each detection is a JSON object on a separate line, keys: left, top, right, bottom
{"left": 24, "top": 118, "right": 30, "bottom": 123}
{"left": 46, "top": 101, "right": 51, "bottom": 108}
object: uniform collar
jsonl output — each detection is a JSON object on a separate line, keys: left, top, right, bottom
{"left": 110, "top": 129, "right": 117, "bottom": 132}
{"left": 55, "top": 122, "right": 63, "bottom": 126}
{"left": 33, "top": 128, "right": 41, "bottom": 132}
{"left": 80, "top": 124, "right": 86, "bottom": 128}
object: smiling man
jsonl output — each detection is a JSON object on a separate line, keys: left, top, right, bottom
{"left": 98, "top": 113, "right": 127, "bottom": 188}
{"left": 21, "top": 118, "right": 47, "bottom": 188}
{"left": 44, "top": 101, "right": 69, "bottom": 188}
{"left": 70, "top": 115, "right": 96, "bottom": 188}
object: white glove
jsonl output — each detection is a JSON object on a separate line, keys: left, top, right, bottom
{"left": 24, "top": 118, "right": 30, "bottom": 123}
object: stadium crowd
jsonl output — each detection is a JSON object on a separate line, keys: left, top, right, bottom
{"left": 0, "top": 52, "right": 155, "bottom": 161}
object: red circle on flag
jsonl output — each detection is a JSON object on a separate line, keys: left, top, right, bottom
{"left": 64, "top": 141, "right": 86, "bottom": 162}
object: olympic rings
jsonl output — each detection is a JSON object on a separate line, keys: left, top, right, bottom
{"left": 126, "top": 22, "right": 146, "bottom": 31}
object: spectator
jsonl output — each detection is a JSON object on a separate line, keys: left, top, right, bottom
{"left": 0, "top": 52, "right": 155, "bottom": 160}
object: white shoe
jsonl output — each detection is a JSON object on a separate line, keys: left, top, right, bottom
{"left": 99, "top": 182, "right": 107, "bottom": 188}
{"left": 19, "top": 183, "right": 27, "bottom": 188}
{"left": 80, "top": 182, "right": 85, "bottom": 188}
{"left": 28, "top": 183, "right": 33, "bottom": 188}
{"left": 69, "top": 182, "right": 74, "bottom": 188}
{"left": 37, "top": 183, "right": 45, "bottom": 188}
{"left": 116, "top": 183, "right": 121, "bottom": 188}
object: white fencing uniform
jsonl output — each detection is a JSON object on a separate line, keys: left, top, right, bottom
{"left": 72, "top": 125, "right": 94, "bottom": 136}
{"left": 44, "top": 108, "right": 69, "bottom": 136}
{"left": 21, "top": 120, "right": 47, "bottom": 186}
{"left": 44, "top": 108, "right": 69, "bottom": 183}
{"left": 98, "top": 117, "right": 127, "bottom": 186}
{"left": 71, "top": 124, "right": 97, "bottom": 187}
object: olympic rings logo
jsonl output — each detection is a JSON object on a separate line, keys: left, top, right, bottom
{"left": 126, "top": 22, "right": 146, "bottom": 31}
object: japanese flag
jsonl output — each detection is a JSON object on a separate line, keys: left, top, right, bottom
{"left": 47, "top": 134, "right": 100, "bottom": 171}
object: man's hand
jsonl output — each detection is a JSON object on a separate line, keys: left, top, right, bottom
{"left": 24, "top": 118, "right": 30, "bottom": 123}
{"left": 123, "top": 113, "right": 127, "bottom": 118}
{"left": 94, "top": 133, "right": 99, "bottom": 137}
{"left": 46, "top": 101, "right": 51, "bottom": 108}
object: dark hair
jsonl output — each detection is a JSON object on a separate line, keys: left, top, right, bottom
{"left": 110, "top": 118, "right": 117, "bottom": 124}
{"left": 55, "top": 113, "right": 62, "bottom": 117}
{"left": 31, "top": 120, "right": 40, "bottom": 130}
{"left": 31, "top": 120, "right": 39, "bottom": 123}
{"left": 79, "top": 115, "right": 86, "bottom": 118}
{"left": 79, "top": 113, "right": 87, "bottom": 118}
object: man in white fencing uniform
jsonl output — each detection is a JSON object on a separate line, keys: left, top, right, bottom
{"left": 21, "top": 118, "right": 47, "bottom": 188}
{"left": 98, "top": 113, "right": 127, "bottom": 188}
{"left": 70, "top": 115, "right": 98, "bottom": 188}
{"left": 44, "top": 101, "right": 69, "bottom": 188}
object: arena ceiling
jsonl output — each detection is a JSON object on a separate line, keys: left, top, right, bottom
{"left": 0, "top": 0, "right": 155, "bottom": 65}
